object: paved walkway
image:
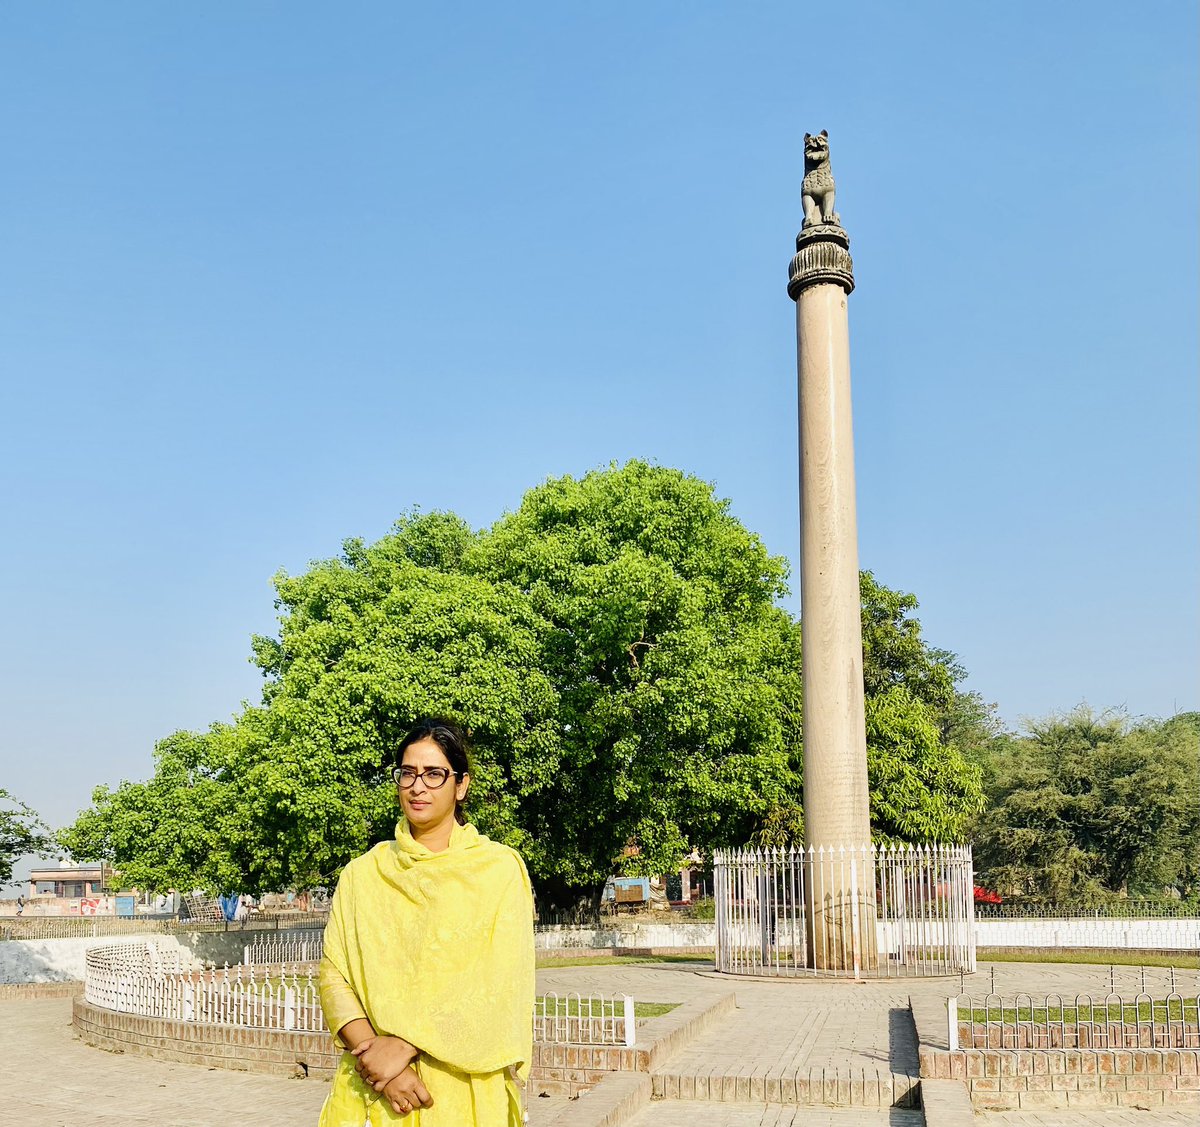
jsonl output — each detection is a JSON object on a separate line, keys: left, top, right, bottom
{"left": 539, "top": 962, "right": 918, "bottom": 1077}
{"left": 4, "top": 960, "right": 1196, "bottom": 1126}
{"left": 537, "top": 960, "right": 1200, "bottom": 1126}
{"left": 0, "top": 996, "right": 572, "bottom": 1126}
{"left": 538, "top": 959, "right": 1182, "bottom": 1093}
{"left": 0, "top": 997, "right": 330, "bottom": 1126}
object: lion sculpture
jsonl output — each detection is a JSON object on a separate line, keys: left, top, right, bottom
{"left": 802, "top": 130, "right": 839, "bottom": 228}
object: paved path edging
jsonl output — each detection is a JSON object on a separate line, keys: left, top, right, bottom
{"left": 642, "top": 990, "right": 738, "bottom": 1072}
{"left": 919, "top": 1078, "right": 974, "bottom": 1127}
{"left": 541, "top": 1072, "right": 651, "bottom": 1127}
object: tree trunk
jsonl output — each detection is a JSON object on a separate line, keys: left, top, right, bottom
{"left": 531, "top": 875, "right": 605, "bottom": 923}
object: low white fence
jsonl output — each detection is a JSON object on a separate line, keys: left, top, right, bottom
{"left": 85, "top": 941, "right": 635, "bottom": 1045}
{"left": 243, "top": 930, "right": 325, "bottom": 965}
{"left": 532, "top": 993, "right": 636, "bottom": 1046}
{"left": 85, "top": 944, "right": 325, "bottom": 1031}
{"left": 976, "top": 916, "right": 1200, "bottom": 950}
{"left": 715, "top": 843, "right": 976, "bottom": 978}
{"left": 950, "top": 988, "right": 1200, "bottom": 1051}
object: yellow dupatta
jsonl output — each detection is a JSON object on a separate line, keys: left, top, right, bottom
{"left": 318, "top": 819, "right": 535, "bottom": 1126}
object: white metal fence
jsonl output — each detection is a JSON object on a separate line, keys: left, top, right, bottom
{"left": 243, "top": 930, "right": 325, "bottom": 966}
{"left": 84, "top": 943, "right": 325, "bottom": 1031}
{"left": 951, "top": 988, "right": 1200, "bottom": 1050}
{"left": 976, "top": 900, "right": 1198, "bottom": 920}
{"left": 532, "top": 993, "right": 636, "bottom": 1046}
{"left": 84, "top": 940, "right": 636, "bottom": 1044}
{"left": 714, "top": 843, "right": 975, "bottom": 978}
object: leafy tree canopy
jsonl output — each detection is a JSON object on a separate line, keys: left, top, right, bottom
{"left": 465, "top": 462, "right": 804, "bottom": 905}
{"left": 60, "top": 462, "right": 986, "bottom": 909}
{"left": 857, "top": 572, "right": 986, "bottom": 842}
{"left": 0, "top": 789, "right": 53, "bottom": 885}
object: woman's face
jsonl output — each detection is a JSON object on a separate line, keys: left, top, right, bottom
{"left": 397, "top": 737, "right": 469, "bottom": 832}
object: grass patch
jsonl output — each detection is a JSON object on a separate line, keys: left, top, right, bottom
{"left": 978, "top": 948, "right": 1200, "bottom": 970}
{"left": 634, "top": 1001, "right": 679, "bottom": 1018}
{"left": 537, "top": 996, "right": 679, "bottom": 1018}
{"left": 535, "top": 952, "right": 713, "bottom": 969}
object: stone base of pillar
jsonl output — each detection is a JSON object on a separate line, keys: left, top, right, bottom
{"left": 803, "top": 849, "right": 879, "bottom": 973}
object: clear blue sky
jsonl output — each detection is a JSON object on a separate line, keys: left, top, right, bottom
{"left": 1, "top": 2, "right": 1196, "bottom": 846}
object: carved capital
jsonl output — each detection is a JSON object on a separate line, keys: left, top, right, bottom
{"left": 787, "top": 223, "right": 854, "bottom": 300}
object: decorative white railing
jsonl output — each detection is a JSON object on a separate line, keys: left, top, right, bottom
{"left": 84, "top": 941, "right": 636, "bottom": 1044}
{"left": 243, "top": 930, "right": 325, "bottom": 966}
{"left": 533, "top": 992, "right": 636, "bottom": 1047}
{"left": 714, "top": 843, "right": 975, "bottom": 978}
{"left": 85, "top": 946, "right": 324, "bottom": 1031}
{"left": 83, "top": 938, "right": 188, "bottom": 977}
{"left": 951, "top": 989, "right": 1200, "bottom": 1050}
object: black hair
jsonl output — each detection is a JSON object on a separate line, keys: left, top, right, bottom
{"left": 395, "top": 717, "right": 471, "bottom": 825}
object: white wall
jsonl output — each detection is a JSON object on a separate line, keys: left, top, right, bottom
{"left": 536, "top": 917, "right": 1200, "bottom": 954}
{"left": 0, "top": 935, "right": 199, "bottom": 984}
{"left": 536, "top": 920, "right": 715, "bottom": 950}
{"left": 975, "top": 917, "right": 1199, "bottom": 950}
{"left": 3, "top": 916, "right": 1195, "bottom": 983}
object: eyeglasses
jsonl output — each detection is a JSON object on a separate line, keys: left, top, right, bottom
{"left": 392, "top": 766, "right": 458, "bottom": 789}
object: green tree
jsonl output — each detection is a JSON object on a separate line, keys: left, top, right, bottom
{"left": 60, "top": 729, "right": 246, "bottom": 894}
{"left": 61, "top": 463, "right": 988, "bottom": 908}
{"left": 971, "top": 708, "right": 1200, "bottom": 902}
{"left": 65, "top": 512, "right": 561, "bottom": 895}
{"left": 0, "top": 789, "right": 53, "bottom": 885}
{"left": 856, "top": 573, "right": 986, "bottom": 842}
{"left": 467, "top": 461, "right": 805, "bottom": 907}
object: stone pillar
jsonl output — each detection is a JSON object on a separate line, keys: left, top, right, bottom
{"left": 788, "top": 137, "right": 877, "bottom": 972}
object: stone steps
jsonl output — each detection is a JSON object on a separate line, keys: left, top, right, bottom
{"left": 650, "top": 1068, "right": 920, "bottom": 1107}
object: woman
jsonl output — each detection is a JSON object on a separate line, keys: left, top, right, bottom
{"left": 317, "top": 718, "right": 535, "bottom": 1126}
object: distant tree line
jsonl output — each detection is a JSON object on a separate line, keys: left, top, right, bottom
{"left": 968, "top": 709, "right": 1199, "bottom": 905}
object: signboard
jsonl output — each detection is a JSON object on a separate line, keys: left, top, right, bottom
{"left": 115, "top": 896, "right": 136, "bottom": 918}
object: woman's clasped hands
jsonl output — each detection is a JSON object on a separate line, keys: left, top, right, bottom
{"left": 351, "top": 1035, "right": 433, "bottom": 1117}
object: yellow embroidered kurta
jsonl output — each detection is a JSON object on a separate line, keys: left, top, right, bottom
{"left": 317, "top": 819, "right": 535, "bottom": 1127}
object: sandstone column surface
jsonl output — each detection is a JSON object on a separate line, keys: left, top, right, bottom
{"left": 795, "top": 281, "right": 871, "bottom": 850}
{"left": 788, "top": 131, "right": 877, "bottom": 971}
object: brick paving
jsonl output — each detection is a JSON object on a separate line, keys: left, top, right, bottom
{"left": 540, "top": 961, "right": 922, "bottom": 1092}
{"left": 0, "top": 997, "right": 329, "bottom": 1126}
{"left": 0, "top": 996, "right": 572, "bottom": 1126}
